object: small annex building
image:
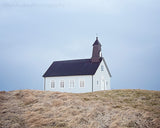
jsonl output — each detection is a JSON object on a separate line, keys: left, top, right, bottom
{"left": 43, "top": 37, "right": 111, "bottom": 93}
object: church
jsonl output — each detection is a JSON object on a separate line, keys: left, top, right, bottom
{"left": 43, "top": 37, "right": 111, "bottom": 93}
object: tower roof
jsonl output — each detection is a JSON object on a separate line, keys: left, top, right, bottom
{"left": 93, "top": 37, "right": 101, "bottom": 46}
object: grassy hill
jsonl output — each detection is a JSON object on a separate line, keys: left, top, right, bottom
{"left": 0, "top": 89, "right": 160, "bottom": 128}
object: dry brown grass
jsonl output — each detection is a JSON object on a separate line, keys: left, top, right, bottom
{"left": 0, "top": 89, "right": 160, "bottom": 128}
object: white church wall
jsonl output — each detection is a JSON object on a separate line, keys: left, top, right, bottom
{"left": 93, "top": 59, "right": 111, "bottom": 91}
{"left": 45, "top": 75, "right": 92, "bottom": 93}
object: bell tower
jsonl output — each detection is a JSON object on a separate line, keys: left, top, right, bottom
{"left": 91, "top": 37, "right": 101, "bottom": 62}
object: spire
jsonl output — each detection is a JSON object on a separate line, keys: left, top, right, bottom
{"left": 91, "top": 37, "right": 102, "bottom": 63}
{"left": 93, "top": 37, "right": 101, "bottom": 46}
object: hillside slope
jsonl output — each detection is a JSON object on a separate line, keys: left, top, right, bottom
{"left": 0, "top": 89, "right": 160, "bottom": 128}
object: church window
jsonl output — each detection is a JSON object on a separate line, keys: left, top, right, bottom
{"left": 51, "top": 81, "right": 55, "bottom": 88}
{"left": 97, "top": 80, "right": 99, "bottom": 85}
{"left": 60, "top": 80, "right": 64, "bottom": 88}
{"left": 101, "top": 65, "right": 104, "bottom": 71}
{"left": 69, "top": 80, "right": 74, "bottom": 88}
{"left": 80, "top": 80, "right": 85, "bottom": 88}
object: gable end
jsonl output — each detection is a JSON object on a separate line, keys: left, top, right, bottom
{"left": 102, "top": 57, "right": 112, "bottom": 77}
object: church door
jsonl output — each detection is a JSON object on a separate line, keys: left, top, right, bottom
{"left": 101, "top": 79, "right": 105, "bottom": 90}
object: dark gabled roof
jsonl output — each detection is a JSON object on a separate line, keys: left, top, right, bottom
{"left": 43, "top": 58, "right": 102, "bottom": 77}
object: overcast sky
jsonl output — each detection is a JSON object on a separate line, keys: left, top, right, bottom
{"left": 0, "top": 0, "right": 160, "bottom": 91}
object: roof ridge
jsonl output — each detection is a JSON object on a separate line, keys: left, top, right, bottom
{"left": 53, "top": 58, "right": 91, "bottom": 63}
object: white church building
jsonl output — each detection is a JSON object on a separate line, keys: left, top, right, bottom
{"left": 43, "top": 37, "right": 111, "bottom": 93}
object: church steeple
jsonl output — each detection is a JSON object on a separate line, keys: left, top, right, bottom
{"left": 91, "top": 37, "right": 101, "bottom": 63}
